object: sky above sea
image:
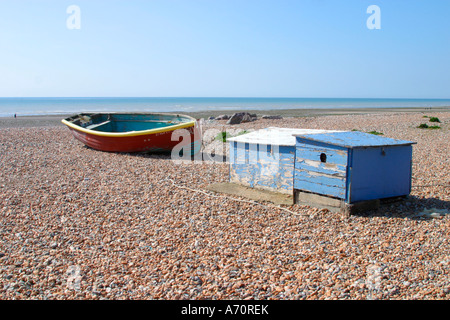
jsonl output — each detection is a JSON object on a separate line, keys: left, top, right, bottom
{"left": 0, "top": 1, "right": 449, "bottom": 99}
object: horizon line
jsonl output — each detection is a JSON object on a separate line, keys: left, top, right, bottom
{"left": 1, "top": 96, "right": 450, "bottom": 100}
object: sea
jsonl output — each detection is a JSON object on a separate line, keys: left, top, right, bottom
{"left": 0, "top": 97, "right": 449, "bottom": 117}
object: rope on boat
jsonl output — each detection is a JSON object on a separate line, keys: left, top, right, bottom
{"left": 164, "top": 178, "right": 308, "bottom": 217}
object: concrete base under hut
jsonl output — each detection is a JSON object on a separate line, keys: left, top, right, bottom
{"left": 294, "top": 190, "right": 408, "bottom": 217}
{"left": 206, "top": 184, "right": 408, "bottom": 217}
{"left": 206, "top": 182, "right": 293, "bottom": 206}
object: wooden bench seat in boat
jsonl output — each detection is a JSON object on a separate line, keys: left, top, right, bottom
{"left": 86, "top": 120, "right": 111, "bottom": 130}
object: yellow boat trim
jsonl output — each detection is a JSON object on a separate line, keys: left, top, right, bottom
{"left": 61, "top": 119, "right": 196, "bottom": 137}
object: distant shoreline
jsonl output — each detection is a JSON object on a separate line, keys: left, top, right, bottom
{"left": 183, "top": 106, "right": 450, "bottom": 120}
{"left": 0, "top": 106, "right": 449, "bottom": 128}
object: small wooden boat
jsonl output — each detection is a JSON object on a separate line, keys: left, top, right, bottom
{"left": 62, "top": 113, "right": 202, "bottom": 154}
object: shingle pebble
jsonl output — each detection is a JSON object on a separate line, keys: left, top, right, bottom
{"left": 0, "top": 111, "right": 449, "bottom": 300}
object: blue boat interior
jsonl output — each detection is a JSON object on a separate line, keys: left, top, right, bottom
{"left": 66, "top": 113, "right": 190, "bottom": 133}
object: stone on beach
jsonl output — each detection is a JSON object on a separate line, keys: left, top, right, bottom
{"left": 226, "top": 112, "right": 257, "bottom": 125}
{"left": 215, "top": 115, "right": 230, "bottom": 120}
{"left": 261, "top": 115, "right": 283, "bottom": 120}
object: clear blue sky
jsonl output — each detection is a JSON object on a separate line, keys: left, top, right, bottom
{"left": 0, "top": 0, "right": 449, "bottom": 98}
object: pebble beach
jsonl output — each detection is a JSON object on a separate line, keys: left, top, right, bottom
{"left": 0, "top": 110, "right": 449, "bottom": 300}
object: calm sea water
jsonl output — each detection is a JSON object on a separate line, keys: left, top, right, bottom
{"left": 0, "top": 97, "right": 449, "bottom": 117}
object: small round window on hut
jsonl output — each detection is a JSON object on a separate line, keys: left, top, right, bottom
{"left": 320, "top": 153, "right": 327, "bottom": 163}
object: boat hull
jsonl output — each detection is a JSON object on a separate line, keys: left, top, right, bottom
{"left": 62, "top": 113, "right": 202, "bottom": 154}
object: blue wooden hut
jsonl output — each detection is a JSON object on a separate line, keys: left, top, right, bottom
{"left": 293, "top": 131, "right": 416, "bottom": 210}
{"left": 228, "top": 128, "right": 416, "bottom": 214}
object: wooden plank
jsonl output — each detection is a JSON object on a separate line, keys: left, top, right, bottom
{"left": 294, "top": 169, "right": 346, "bottom": 189}
{"left": 295, "top": 158, "right": 347, "bottom": 176}
{"left": 296, "top": 142, "right": 347, "bottom": 152}
{"left": 86, "top": 120, "right": 111, "bottom": 130}
{"left": 293, "top": 179, "right": 346, "bottom": 199}
{"left": 295, "top": 145, "right": 348, "bottom": 166}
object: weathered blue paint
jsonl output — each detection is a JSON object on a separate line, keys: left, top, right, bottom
{"left": 294, "top": 132, "right": 416, "bottom": 203}
{"left": 347, "top": 145, "right": 414, "bottom": 202}
{"left": 294, "top": 170, "right": 346, "bottom": 189}
{"left": 295, "top": 145, "right": 348, "bottom": 166}
{"left": 294, "top": 141, "right": 349, "bottom": 199}
{"left": 229, "top": 140, "right": 296, "bottom": 194}
{"left": 295, "top": 159, "right": 347, "bottom": 176}
{"left": 294, "top": 179, "right": 347, "bottom": 199}
{"left": 228, "top": 128, "right": 415, "bottom": 203}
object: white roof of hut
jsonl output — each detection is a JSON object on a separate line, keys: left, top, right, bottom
{"left": 227, "top": 127, "right": 344, "bottom": 146}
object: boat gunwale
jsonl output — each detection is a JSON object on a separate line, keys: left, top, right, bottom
{"left": 61, "top": 112, "right": 198, "bottom": 138}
